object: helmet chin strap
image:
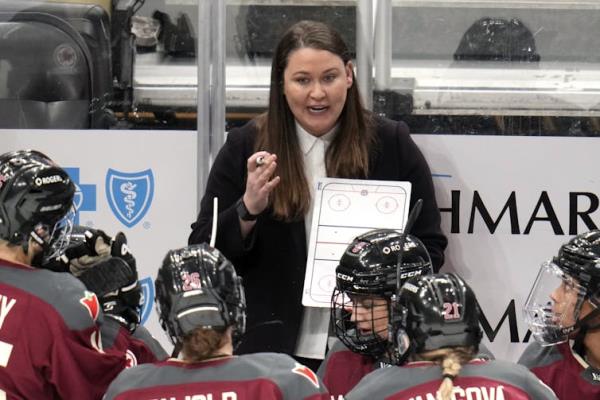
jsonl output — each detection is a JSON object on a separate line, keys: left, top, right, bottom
{"left": 24, "top": 229, "right": 51, "bottom": 268}
{"left": 578, "top": 305, "right": 600, "bottom": 332}
{"left": 572, "top": 304, "right": 600, "bottom": 357}
{"left": 389, "top": 199, "right": 423, "bottom": 364}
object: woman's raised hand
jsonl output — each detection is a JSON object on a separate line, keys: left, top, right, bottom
{"left": 243, "top": 151, "right": 281, "bottom": 215}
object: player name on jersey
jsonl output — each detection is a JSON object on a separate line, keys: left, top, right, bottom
{"left": 408, "top": 385, "right": 505, "bottom": 400}
{"left": 150, "top": 393, "right": 237, "bottom": 400}
{"left": 0, "top": 294, "right": 16, "bottom": 330}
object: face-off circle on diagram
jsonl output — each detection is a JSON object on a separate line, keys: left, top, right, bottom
{"left": 328, "top": 194, "right": 350, "bottom": 211}
{"left": 376, "top": 196, "right": 399, "bottom": 214}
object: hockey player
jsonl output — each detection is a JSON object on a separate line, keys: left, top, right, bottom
{"left": 46, "top": 225, "right": 168, "bottom": 367}
{"left": 0, "top": 150, "right": 128, "bottom": 399}
{"left": 44, "top": 226, "right": 168, "bottom": 365}
{"left": 104, "top": 243, "right": 330, "bottom": 400}
{"left": 519, "top": 230, "right": 600, "bottom": 399}
{"left": 345, "top": 273, "right": 557, "bottom": 400}
{"left": 319, "top": 228, "right": 434, "bottom": 399}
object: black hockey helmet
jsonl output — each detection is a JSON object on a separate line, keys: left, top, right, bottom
{"left": 395, "top": 273, "right": 482, "bottom": 357}
{"left": 454, "top": 17, "right": 540, "bottom": 62}
{"left": 524, "top": 230, "right": 600, "bottom": 346}
{"left": 155, "top": 243, "right": 246, "bottom": 346}
{"left": 0, "top": 150, "right": 75, "bottom": 258}
{"left": 555, "top": 230, "right": 600, "bottom": 303}
{"left": 331, "top": 228, "right": 433, "bottom": 358}
{"left": 335, "top": 228, "right": 432, "bottom": 296}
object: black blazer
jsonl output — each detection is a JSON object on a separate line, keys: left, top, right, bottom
{"left": 189, "top": 115, "right": 447, "bottom": 355}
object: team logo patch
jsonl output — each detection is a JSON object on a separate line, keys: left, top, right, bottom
{"left": 90, "top": 330, "right": 104, "bottom": 353}
{"left": 80, "top": 290, "right": 100, "bottom": 321}
{"left": 106, "top": 169, "right": 154, "bottom": 228}
{"left": 292, "top": 363, "right": 320, "bottom": 388}
{"left": 350, "top": 241, "right": 369, "bottom": 254}
{"left": 125, "top": 349, "right": 138, "bottom": 368}
{"left": 182, "top": 271, "right": 202, "bottom": 291}
{"left": 139, "top": 277, "right": 154, "bottom": 325}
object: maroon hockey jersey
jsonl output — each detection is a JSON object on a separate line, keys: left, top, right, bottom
{"left": 317, "top": 339, "right": 377, "bottom": 399}
{"left": 345, "top": 359, "right": 557, "bottom": 400}
{"left": 518, "top": 341, "right": 600, "bottom": 399}
{"left": 104, "top": 352, "right": 330, "bottom": 400}
{"left": 318, "top": 339, "right": 496, "bottom": 399}
{"left": 100, "top": 317, "right": 168, "bottom": 367}
{"left": 0, "top": 258, "right": 127, "bottom": 399}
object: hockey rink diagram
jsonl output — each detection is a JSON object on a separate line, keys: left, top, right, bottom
{"left": 302, "top": 178, "right": 412, "bottom": 307}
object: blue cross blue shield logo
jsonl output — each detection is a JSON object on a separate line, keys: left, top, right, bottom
{"left": 64, "top": 168, "right": 96, "bottom": 224}
{"left": 106, "top": 169, "right": 154, "bottom": 228}
{"left": 139, "top": 276, "right": 154, "bottom": 325}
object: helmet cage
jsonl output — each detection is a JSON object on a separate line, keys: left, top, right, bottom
{"left": 331, "top": 288, "right": 392, "bottom": 358}
{"left": 38, "top": 206, "right": 76, "bottom": 264}
{"left": 332, "top": 229, "right": 433, "bottom": 359}
{"left": 523, "top": 260, "right": 587, "bottom": 346}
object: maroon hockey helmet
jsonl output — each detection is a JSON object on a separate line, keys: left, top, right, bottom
{"left": 155, "top": 243, "right": 246, "bottom": 346}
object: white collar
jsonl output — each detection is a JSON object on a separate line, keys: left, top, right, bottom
{"left": 295, "top": 121, "right": 337, "bottom": 156}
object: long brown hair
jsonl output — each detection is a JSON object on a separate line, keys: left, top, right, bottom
{"left": 181, "top": 327, "right": 228, "bottom": 362}
{"left": 255, "top": 20, "right": 375, "bottom": 221}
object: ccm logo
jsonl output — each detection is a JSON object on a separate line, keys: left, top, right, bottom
{"left": 336, "top": 272, "right": 354, "bottom": 282}
{"left": 399, "top": 270, "right": 422, "bottom": 279}
{"left": 34, "top": 175, "right": 64, "bottom": 186}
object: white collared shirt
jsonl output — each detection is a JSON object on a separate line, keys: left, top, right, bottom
{"left": 294, "top": 121, "right": 336, "bottom": 359}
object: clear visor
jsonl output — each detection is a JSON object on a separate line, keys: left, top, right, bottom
{"left": 523, "top": 260, "right": 586, "bottom": 346}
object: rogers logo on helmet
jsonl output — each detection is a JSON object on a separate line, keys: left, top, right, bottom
{"left": 382, "top": 244, "right": 402, "bottom": 254}
{"left": 34, "top": 175, "right": 64, "bottom": 186}
{"left": 336, "top": 272, "right": 354, "bottom": 282}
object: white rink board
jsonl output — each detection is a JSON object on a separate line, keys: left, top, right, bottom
{"left": 414, "top": 134, "right": 600, "bottom": 362}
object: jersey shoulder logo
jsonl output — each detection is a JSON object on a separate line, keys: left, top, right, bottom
{"left": 79, "top": 290, "right": 100, "bottom": 321}
{"left": 125, "top": 349, "right": 138, "bottom": 368}
{"left": 292, "top": 363, "right": 319, "bottom": 388}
